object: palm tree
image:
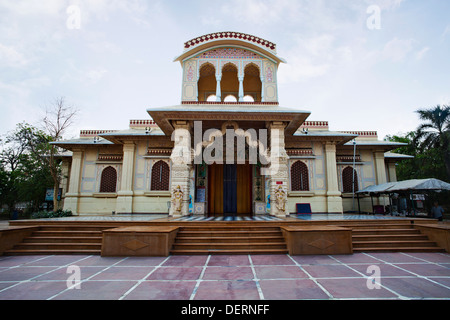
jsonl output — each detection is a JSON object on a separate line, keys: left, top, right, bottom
{"left": 415, "top": 104, "right": 450, "bottom": 179}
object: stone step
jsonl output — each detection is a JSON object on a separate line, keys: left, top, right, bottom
{"left": 170, "top": 248, "right": 289, "bottom": 255}
{"left": 353, "top": 240, "right": 438, "bottom": 249}
{"left": 23, "top": 236, "right": 103, "bottom": 244}
{"left": 175, "top": 236, "right": 285, "bottom": 243}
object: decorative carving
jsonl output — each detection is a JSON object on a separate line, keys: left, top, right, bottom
{"left": 275, "top": 185, "right": 287, "bottom": 213}
{"left": 171, "top": 185, "right": 184, "bottom": 214}
{"left": 308, "top": 238, "right": 335, "bottom": 250}
{"left": 122, "top": 239, "right": 149, "bottom": 251}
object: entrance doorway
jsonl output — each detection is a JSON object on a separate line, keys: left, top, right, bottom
{"left": 208, "top": 163, "right": 252, "bottom": 216}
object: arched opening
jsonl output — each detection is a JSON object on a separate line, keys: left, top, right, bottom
{"left": 244, "top": 63, "right": 262, "bottom": 102}
{"left": 221, "top": 63, "right": 239, "bottom": 101}
{"left": 342, "top": 166, "right": 358, "bottom": 193}
{"left": 151, "top": 160, "right": 170, "bottom": 191}
{"left": 206, "top": 94, "right": 217, "bottom": 102}
{"left": 224, "top": 94, "right": 238, "bottom": 102}
{"left": 100, "top": 166, "right": 117, "bottom": 193}
{"left": 243, "top": 95, "right": 255, "bottom": 102}
{"left": 198, "top": 62, "right": 216, "bottom": 102}
{"left": 291, "top": 161, "right": 309, "bottom": 191}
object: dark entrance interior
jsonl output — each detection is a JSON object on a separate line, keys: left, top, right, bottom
{"left": 208, "top": 163, "right": 252, "bottom": 216}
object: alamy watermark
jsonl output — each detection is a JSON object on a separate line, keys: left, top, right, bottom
{"left": 366, "top": 265, "right": 382, "bottom": 290}
{"left": 367, "top": 5, "right": 381, "bottom": 30}
{"left": 66, "top": 265, "right": 81, "bottom": 289}
{"left": 171, "top": 121, "right": 282, "bottom": 176}
{"left": 66, "top": 5, "right": 81, "bottom": 30}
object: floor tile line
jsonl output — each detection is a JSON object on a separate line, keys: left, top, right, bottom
{"left": 329, "top": 255, "right": 406, "bottom": 299}
{"left": 287, "top": 254, "right": 334, "bottom": 299}
{"left": 0, "top": 255, "right": 94, "bottom": 294}
{"left": 363, "top": 253, "right": 450, "bottom": 295}
{"left": 118, "top": 256, "right": 172, "bottom": 300}
{"left": 46, "top": 256, "right": 129, "bottom": 300}
{"left": 248, "top": 254, "right": 264, "bottom": 300}
{"left": 189, "top": 255, "right": 211, "bottom": 300}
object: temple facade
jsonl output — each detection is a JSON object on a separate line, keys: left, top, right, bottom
{"left": 55, "top": 32, "right": 408, "bottom": 217}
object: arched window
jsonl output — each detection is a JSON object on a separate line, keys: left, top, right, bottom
{"left": 224, "top": 94, "right": 238, "bottom": 102}
{"left": 206, "top": 94, "right": 217, "bottom": 102}
{"left": 100, "top": 166, "right": 117, "bottom": 193}
{"left": 198, "top": 63, "right": 216, "bottom": 102}
{"left": 151, "top": 160, "right": 170, "bottom": 191}
{"left": 342, "top": 166, "right": 358, "bottom": 193}
{"left": 243, "top": 95, "right": 255, "bottom": 102}
{"left": 291, "top": 161, "right": 309, "bottom": 191}
{"left": 244, "top": 63, "right": 262, "bottom": 101}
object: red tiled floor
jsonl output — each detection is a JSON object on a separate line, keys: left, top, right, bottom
{"left": 0, "top": 281, "right": 69, "bottom": 300}
{"left": 347, "top": 263, "right": 413, "bottom": 277}
{"left": 90, "top": 266, "right": 153, "bottom": 280}
{"left": 316, "top": 278, "right": 399, "bottom": 299}
{"left": 365, "top": 253, "right": 423, "bottom": 263}
{"left": 208, "top": 255, "right": 250, "bottom": 266}
{"left": 330, "top": 253, "right": 381, "bottom": 264}
{"left": 23, "top": 255, "right": 87, "bottom": 266}
{"left": 250, "top": 255, "right": 295, "bottom": 266}
{"left": 0, "top": 256, "right": 45, "bottom": 267}
{"left": 202, "top": 266, "right": 254, "bottom": 280}
{"left": 302, "top": 264, "right": 362, "bottom": 278}
{"left": 381, "top": 277, "right": 450, "bottom": 299}
{"left": 147, "top": 267, "right": 203, "bottom": 280}
{"left": 259, "top": 279, "right": 329, "bottom": 300}
{"left": 0, "top": 267, "right": 58, "bottom": 281}
{"left": 35, "top": 266, "right": 105, "bottom": 281}
{"left": 162, "top": 255, "right": 208, "bottom": 267}
{"left": 290, "top": 255, "right": 338, "bottom": 265}
{"left": 52, "top": 281, "right": 138, "bottom": 300}
{"left": 115, "top": 256, "right": 168, "bottom": 267}
{"left": 393, "top": 263, "right": 450, "bottom": 277}
{"left": 254, "top": 266, "right": 308, "bottom": 279}
{"left": 403, "top": 252, "right": 450, "bottom": 263}
{"left": 123, "top": 281, "right": 196, "bottom": 300}
{"left": 73, "top": 256, "right": 125, "bottom": 267}
{"left": 194, "top": 281, "right": 260, "bottom": 300}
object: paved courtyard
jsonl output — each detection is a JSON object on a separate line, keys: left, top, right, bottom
{"left": 0, "top": 252, "right": 449, "bottom": 300}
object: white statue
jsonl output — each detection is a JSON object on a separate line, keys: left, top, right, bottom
{"left": 275, "top": 185, "right": 287, "bottom": 213}
{"left": 172, "top": 185, "right": 184, "bottom": 214}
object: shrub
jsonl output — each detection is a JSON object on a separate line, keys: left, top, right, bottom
{"left": 31, "top": 209, "right": 73, "bottom": 219}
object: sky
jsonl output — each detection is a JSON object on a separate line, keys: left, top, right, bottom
{"left": 0, "top": 0, "right": 449, "bottom": 140}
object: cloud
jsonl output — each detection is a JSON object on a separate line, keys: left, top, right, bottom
{"left": 382, "top": 37, "right": 415, "bottom": 62}
{"left": 415, "top": 47, "right": 430, "bottom": 60}
{"left": 0, "top": 43, "right": 29, "bottom": 67}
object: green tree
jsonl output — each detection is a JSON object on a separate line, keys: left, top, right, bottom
{"left": 415, "top": 104, "right": 450, "bottom": 180}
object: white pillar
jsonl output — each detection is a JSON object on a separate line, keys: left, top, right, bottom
{"left": 170, "top": 121, "right": 192, "bottom": 217}
{"left": 325, "top": 142, "right": 343, "bottom": 213}
{"left": 64, "top": 150, "right": 83, "bottom": 215}
{"left": 238, "top": 76, "right": 244, "bottom": 102}
{"left": 116, "top": 142, "right": 135, "bottom": 213}
{"left": 215, "top": 74, "right": 222, "bottom": 102}
{"left": 267, "top": 122, "right": 289, "bottom": 217}
{"left": 260, "top": 75, "right": 265, "bottom": 102}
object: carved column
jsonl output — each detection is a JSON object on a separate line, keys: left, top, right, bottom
{"left": 266, "top": 122, "right": 289, "bottom": 217}
{"left": 260, "top": 75, "right": 265, "bottom": 102}
{"left": 324, "top": 142, "right": 343, "bottom": 213}
{"left": 116, "top": 142, "right": 135, "bottom": 214}
{"left": 215, "top": 74, "right": 222, "bottom": 102}
{"left": 170, "top": 121, "right": 192, "bottom": 216}
{"left": 238, "top": 75, "right": 244, "bottom": 102}
{"left": 64, "top": 150, "right": 83, "bottom": 215}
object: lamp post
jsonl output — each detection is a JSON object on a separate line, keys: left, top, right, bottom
{"left": 352, "top": 139, "right": 357, "bottom": 212}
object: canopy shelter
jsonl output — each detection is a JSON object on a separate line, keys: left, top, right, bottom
{"left": 357, "top": 178, "right": 450, "bottom": 216}
{"left": 358, "top": 178, "right": 450, "bottom": 194}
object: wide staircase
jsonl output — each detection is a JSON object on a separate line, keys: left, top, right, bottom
{"left": 170, "top": 225, "right": 288, "bottom": 255}
{"left": 4, "top": 225, "right": 106, "bottom": 255}
{"left": 349, "top": 221, "right": 445, "bottom": 252}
